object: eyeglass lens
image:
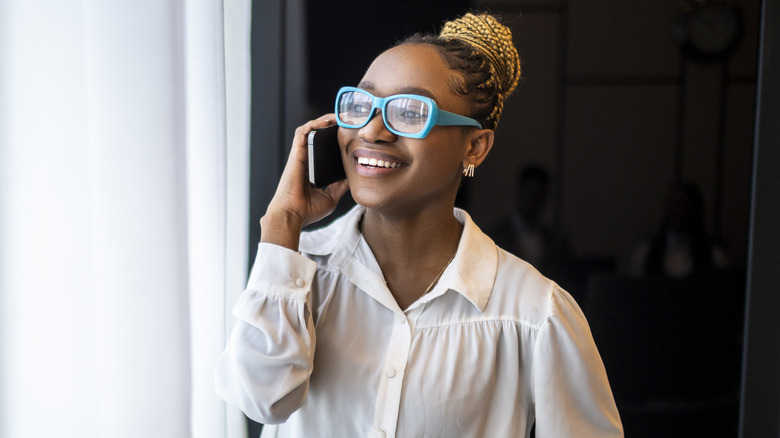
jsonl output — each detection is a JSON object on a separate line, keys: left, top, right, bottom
{"left": 337, "top": 90, "right": 431, "bottom": 135}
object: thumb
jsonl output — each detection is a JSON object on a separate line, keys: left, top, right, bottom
{"left": 324, "top": 179, "right": 350, "bottom": 204}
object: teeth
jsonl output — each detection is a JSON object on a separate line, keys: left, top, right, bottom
{"left": 357, "top": 156, "right": 401, "bottom": 169}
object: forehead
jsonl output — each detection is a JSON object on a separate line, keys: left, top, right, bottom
{"left": 359, "top": 44, "right": 463, "bottom": 108}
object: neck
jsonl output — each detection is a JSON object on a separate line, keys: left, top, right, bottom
{"left": 360, "top": 204, "right": 463, "bottom": 309}
{"left": 362, "top": 205, "right": 462, "bottom": 266}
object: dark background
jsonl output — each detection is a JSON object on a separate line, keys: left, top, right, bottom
{"left": 305, "top": 0, "right": 470, "bottom": 114}
{"left": 249, "top": 0, "right": 777, "bottom": 436}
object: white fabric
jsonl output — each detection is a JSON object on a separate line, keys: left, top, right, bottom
{"left": 185, "top": 0, "right": 252, "bottom": 436}
{"left": 216, "top": 206, "right": 623, "bottom": 437}
{"left": 0, "top": 1, "right": 250, "bottom": 437}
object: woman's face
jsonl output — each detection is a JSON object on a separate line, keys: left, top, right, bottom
{"left": 338, "top": 43, "right": 473, "bottom": 217}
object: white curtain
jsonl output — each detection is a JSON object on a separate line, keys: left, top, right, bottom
{"left": 0, "top": 1, "right": 250, "bottom": 437}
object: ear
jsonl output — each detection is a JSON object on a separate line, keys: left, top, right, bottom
{"left": 463, "top": 129, "right": 494, "bottom": 169}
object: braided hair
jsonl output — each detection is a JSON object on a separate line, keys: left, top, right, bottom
{"left": 401, "top": 13, "right": 521, "bottom": 130}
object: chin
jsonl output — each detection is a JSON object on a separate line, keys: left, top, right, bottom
{"left": 350, "top": 186, "right": 393, "bottom": 211}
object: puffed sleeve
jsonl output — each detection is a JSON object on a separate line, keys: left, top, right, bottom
{"left": 215, "top": 243, "right": 318, "bottom": 424}
{"left": 532, "top": 287, "right": 624, "bottom": 437}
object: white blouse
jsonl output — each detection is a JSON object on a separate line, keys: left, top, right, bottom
{"left": 215, "top": 206, "right": 623, "bottom": 437}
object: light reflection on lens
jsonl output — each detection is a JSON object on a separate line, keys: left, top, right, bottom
{"left": 338, "top": 90, "right": 374, "bottom": 126}
{"left": 387, "top": 97, "right": 429, "bottom": 134}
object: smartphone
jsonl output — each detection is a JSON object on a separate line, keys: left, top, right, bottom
{"left": 307, "top": 125, "right": 346, "bottom": 188}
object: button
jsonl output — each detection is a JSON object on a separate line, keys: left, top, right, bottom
{"left": 386, "top": 368, "right": 396, "bottom": 378}
{"left": 295, "top": 278, "right": 306, "bottom": 288}
{"left": 397, "top": 314, "right": 406, "bottom": 324}
{"left": 377, "top": 430, "right": 386, "bottom": 438}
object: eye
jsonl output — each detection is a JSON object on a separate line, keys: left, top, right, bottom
{"left": 390, "top": 98, "right": 428, "bottom": 120}
{"left": 349, "top": 95, "right": 374, "bottom": 114}
{"left": 352, "top": 102, "right": 372, "bottom": 114}
{"left": 400, "top": 109, "right": 424, "bottom": 119}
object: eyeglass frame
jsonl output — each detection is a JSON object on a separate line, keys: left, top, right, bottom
{"left": 334, "top": 86, "right": 482, "bottom": 139}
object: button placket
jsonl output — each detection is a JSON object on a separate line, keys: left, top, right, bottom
{"left": 372, "top": 310, "right": 413, "bottom": 438}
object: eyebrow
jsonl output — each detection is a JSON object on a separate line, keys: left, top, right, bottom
{"left": 356, "top": 81, "right": 436, "bottom": 100}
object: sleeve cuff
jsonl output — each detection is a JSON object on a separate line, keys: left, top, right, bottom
{"left": 244, "top": 242, "right": 319, "bottom": 301}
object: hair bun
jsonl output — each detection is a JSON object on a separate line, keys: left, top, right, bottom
{"left": 440, "top": 13, "right": 521, "bottom": 99}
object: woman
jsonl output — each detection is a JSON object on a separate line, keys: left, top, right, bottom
{"left": 216, "top": 13, "right": 623, "bottom": 437}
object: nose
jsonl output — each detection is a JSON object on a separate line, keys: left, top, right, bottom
{"left": 358, "top": 109, "right": 397, "bottom": 143}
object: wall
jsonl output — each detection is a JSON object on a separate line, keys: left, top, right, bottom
{"left": 469, "top": 0, "right": 759, "bottom": 269}
{"left": 288, "top": 2, "right": 759, "bottom": 266}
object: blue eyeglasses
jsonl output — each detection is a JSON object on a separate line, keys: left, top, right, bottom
{"left": 334, "top": 86, "right": 482, "bottom": 139}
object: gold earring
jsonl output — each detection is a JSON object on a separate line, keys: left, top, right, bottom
{"left": 463, "top": 163, "right": 475, "bottom": 177}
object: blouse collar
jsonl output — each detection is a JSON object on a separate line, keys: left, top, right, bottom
{"left": 300, "top": 205, "right": 498, "bottom": 312}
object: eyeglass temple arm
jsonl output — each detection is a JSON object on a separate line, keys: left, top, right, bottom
{"left": 436, "top": 110, "right": 482, "bottom": 129}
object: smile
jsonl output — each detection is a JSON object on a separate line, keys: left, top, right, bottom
{"left": 356, "top": 156, "right": 402, "bottom": 169}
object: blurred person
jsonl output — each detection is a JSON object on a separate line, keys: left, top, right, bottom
{"left": 487, "top": 164, "right": 571, "bottom": 269}
{"left": 630, "top": 181, "right": 729, "bottom": 278}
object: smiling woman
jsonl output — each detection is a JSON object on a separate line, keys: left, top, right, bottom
{"left": 216, "top": 12, "right": 623, "bottom": 437}
{"left": 337, "top": 43, "right": 490, "bottom": 222}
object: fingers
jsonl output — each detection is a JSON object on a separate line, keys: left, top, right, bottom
{"left": 280, "top": 114, "right": 338, "bottom": 182}
{"left": 298, "top": 179, "right": 350, "bottom": 228}
{"left": 294, "top": 114, "right": 337, "bottom": 142}
{"left": 315, "top": 113, "right": 336, "bottom": 123}
{"left": 282, "top": 114, "right": 338, "bottom": 176}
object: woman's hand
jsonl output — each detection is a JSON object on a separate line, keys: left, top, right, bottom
{"left": 260, "top": 115, "right": 350, "bottom": 251}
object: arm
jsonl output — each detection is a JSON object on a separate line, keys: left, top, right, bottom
{"left": 532, "top": 288, "right": 624, "bottom": 437}
{"left": 215, "top": 115, "right": 349, "bottom": 423}
{"left": 215, "top": 244, "right": 318, "bottom": 423}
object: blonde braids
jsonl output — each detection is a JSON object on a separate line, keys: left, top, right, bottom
{"left": 439, "top": 13, "right": 521, "bottom": 129}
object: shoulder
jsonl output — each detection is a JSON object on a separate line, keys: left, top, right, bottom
{"left": 457, "top": 209, "right": 560, "bottom": 325}
{"left": 484, "top": 246, "right": 564, "bottom": 328}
